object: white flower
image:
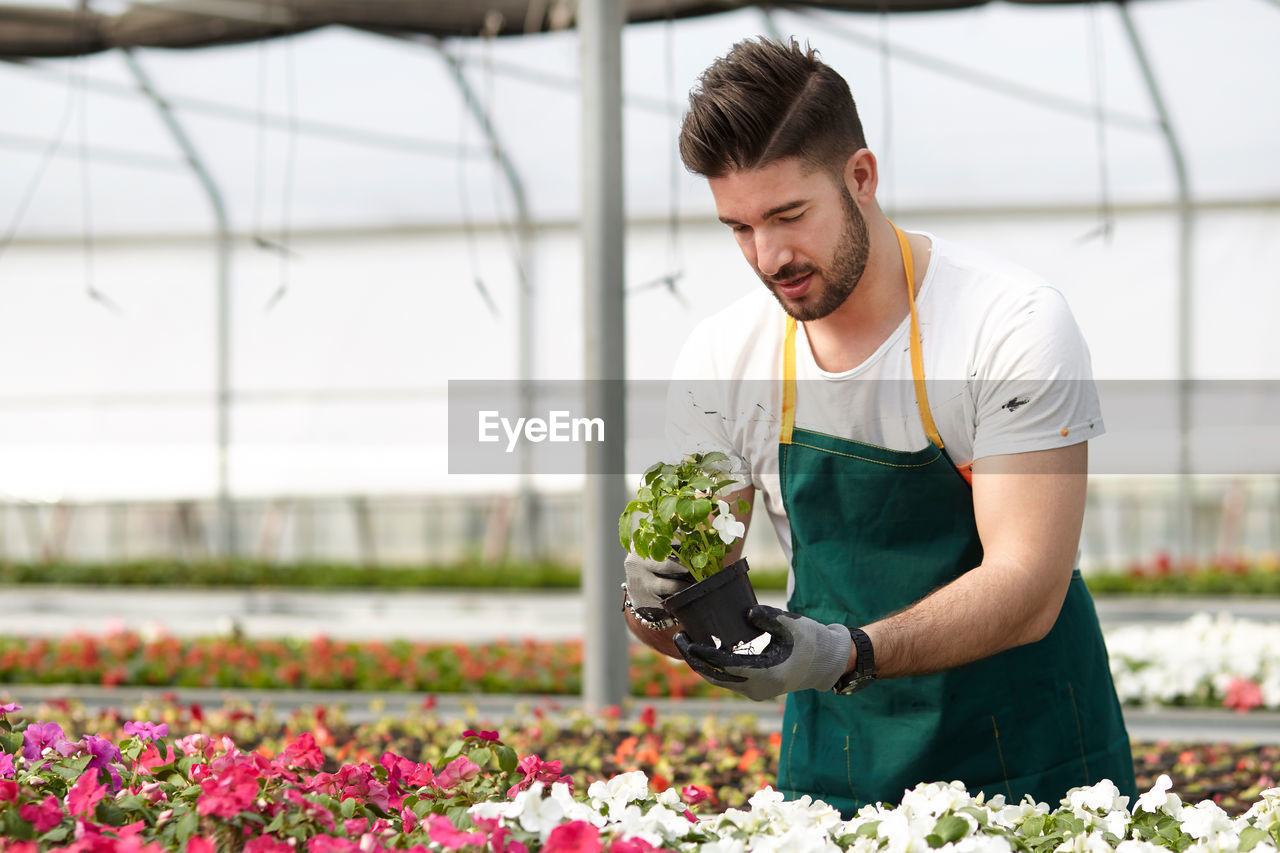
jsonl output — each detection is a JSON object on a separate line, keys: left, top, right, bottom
{"left": 588, "top": 770, "right": 651, "bottom": 817}
{"left": 901, "top": 780, "right": 975, "bottom": 817}
{"left": 1116, "top": 841, "right": 1172, "bottom": 853}
{"left": 1180, "top": 801, "right": 1234, "bottom": 840}
{"left": 712, "top": 500, "right": 746, "bottom": 544}
{"left": 1135, "top": 774, "right": 1183, "bottom": 817}
{"left": 953, "top": 835, "right": 1015, "bottom": 853}
{"left": 1067, "top": 779, "right": 1129, "bottom": 815}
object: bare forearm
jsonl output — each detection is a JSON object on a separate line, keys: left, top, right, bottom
{"left": 861, "top": 557, "right": 1071, "bottom": 678}
{"left": 625, "top": 608, "right": 682, "bottom": 659}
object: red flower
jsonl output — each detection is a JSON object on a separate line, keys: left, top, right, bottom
{"left": 283, "top": 732, "right": 327, "bottom": 770}
{"left": 1224, "top": 677, "right": 1265, "bottom": 713}
{"left": 18, "top": 795, "right": 63, "bottom": 833}
{"left": 67, "top": 771, "right": 107, "bottom": 817}
{"left": 638, "top": 706, "right": 657, "bottom": 729}
{"left": 543, "top": 821, "right": 603, "bottom": 853}
{"left": 425, "top": 814, "right": 486, "bottom": 851}
{"left": 0, "top": 780, "right": 17, "bottom": 802}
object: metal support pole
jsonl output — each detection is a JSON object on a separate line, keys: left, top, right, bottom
{"left": 1118, "top": 3, "right": 1195, "bottom": 564}
{"left": 580, "top": 0, "right": 630, "bottom": 710}
{"left": 121, "top": 48, "right": 236, "bottom": 558}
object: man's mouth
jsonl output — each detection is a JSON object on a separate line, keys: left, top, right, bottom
{"left": 772, "top": 273, "right": 812, "bottom": 299}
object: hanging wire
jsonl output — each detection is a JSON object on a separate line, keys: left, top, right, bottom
{"left": 479, "top": 31, "right": 530, "bottom": 296}
{"left": 1077, "top": 1, "right": 1115, "bottom": 245}
{"left": 263, "top": 20, "right": 301, "bottom": 311}
{"left": 454, "top": 39, "right": 499, "bottom": 319}
{"left": 75, "top": 2, "right": 117, "bottom": 312}
{"left": 878, "top": 0, "right": 895, "bottom": 216}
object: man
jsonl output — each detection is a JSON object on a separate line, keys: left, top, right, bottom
{"left": 620, "top": 38, "right": 1135, "bottom": 816}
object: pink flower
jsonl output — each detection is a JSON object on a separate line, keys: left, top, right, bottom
{"left": 123, "top": 721, "right": 169, "bottom": 741}
{"left": 137, "top": 742, "right": 176, "bottom": 775}
{"left": 543, "top": 821, "right": 603, "bottom": 853}
{"left": 19, "top": 794, "right": 64, "bottom": 832}
{"left": 197, "top": 762, "right": 261, "bottom": 818}
{"left": 435, "top": 756, "right": 482, "bottom": 790}
{"left": 0, "top": 753, "right": 13, "bottom": 779}
{"left": 381, "top": 753, "right": 435, "bottom": 788}
{"left": 0, "top": 703, "right": 21, "bottom": 714}
{"left": 22, "top": 721, "right": 68, "bottom": 760}
{"left": 399, "top": 806, "right": 418, "bottom": 833}
{"left": 283, "top": 733, "right": 327, "bottom": 770}
{"left": 306, "top": 837, "right": 363, "bottom": 853}
{"left": 610, "top": 840, "right": 671, "bottom": 853}
{"left": 244, "top": 837, "right": 296, "bottom": 853}
{"left": 1224, "top": 677, "right": 1265, "bottom": 713}
{"left": 67, "top": 771, "right": 107, "bottom": 817}
{"left": 187, "top": 837, "right": 216, "bottom": 853}
{"left": 679, "top": 785, "right": 710, "bottom": 806}
{"left": 176, "top": 733, "right": 214, "bottom": 759}
{"left": 345, "top": 817, "right": 369, "bottom": 837}
{"left": 425, "top": 814, "right": 486, "bottom": 851}
{"left": 462, "top": 729, "right": 501, "bottom": 743}
{"left": 507, "top": 754, "right": 572, "bottom": 798}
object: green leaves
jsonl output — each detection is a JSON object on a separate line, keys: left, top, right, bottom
{"left": 619, "top": 452, "right": 750, "bottom": 581}
{"left": 927, "top": 814, "right": 972, "bottom": 847}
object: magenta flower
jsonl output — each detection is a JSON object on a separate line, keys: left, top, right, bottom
{"left": 508, "top": 754, "right": 572, "bottom": 798}
{"left": 67, "top": 771, "right": 107, "bottom": 817}
{"left": 283, "top": 732, "right": 326, "bottom": 771}
{"left": 426, "top": 813, "right": 487, "bottom": 851}
{"left": 680, "top": 784, "right": 710, "bottom": 805}
{"left": 81, "top": 734, "right": 124, "bottom": 790}
{"left": 0, "top": 752, "right": 13, "bottom": 779}
{"left": 18, "top": 794, "right": 64, "bottom": 833}
{"left": 0, "top": 703, "right": 21, "bottom": 715}
{"left": 463, "top": 729, "right": 501, "bottom": 743}
{"left": 22, "top": 721, "right": 68, "bottom": 760}
{"left": 123, "top": 720, "right": 169, "bottom": 741}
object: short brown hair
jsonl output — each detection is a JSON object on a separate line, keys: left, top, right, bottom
{"left": 678, "top": 38, "right": 867, "bottom": 179}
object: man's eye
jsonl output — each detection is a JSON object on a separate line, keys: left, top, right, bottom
{"left": 780, "top": 214, "right": 803, "bottom": 223}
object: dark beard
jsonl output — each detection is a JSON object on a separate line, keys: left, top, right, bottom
{"left": 763, "top": 186, "right": 869, "bottom": 322}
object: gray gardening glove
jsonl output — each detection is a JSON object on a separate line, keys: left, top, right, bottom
{"left": 674, "top": 605, "right": 852, "bottom": 702}
{"left": 623, "top": 554, "right": 694, "bottom": 625}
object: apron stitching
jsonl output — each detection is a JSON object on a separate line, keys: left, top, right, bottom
{"left": 845, "top": 735, "right": 855, "bottom": 801}
{"left": 791, "top": 426, "right": 938, "bottom": 457}
{"left": 990, "top": 716, "right": 1014, "bottom": 802}
{"left": 784, "top": 721, "right": 799, "bottom": 794}
{"left": 1068, "top": 682, "right": 1093, "bottom": 784}
{"left": 789, "top": 442, "right": 941, "bottom": 468}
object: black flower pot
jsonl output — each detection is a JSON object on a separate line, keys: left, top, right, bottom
{"left": 661, "top": 557, "right": 760, "bottom": 650}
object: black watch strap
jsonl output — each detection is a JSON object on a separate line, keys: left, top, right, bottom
{"left": 832, "top": 627, "right": 876, "bottom": 695}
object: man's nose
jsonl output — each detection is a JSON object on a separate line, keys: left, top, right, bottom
{"left": 754, "top": 231, "right": 793, "bottom": 278}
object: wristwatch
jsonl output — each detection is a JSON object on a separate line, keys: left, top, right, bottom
{"left": 832, "top": 627, "right": 876, "bottom": 694}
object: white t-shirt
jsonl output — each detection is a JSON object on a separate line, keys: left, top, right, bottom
{"left": 665, "top": 231, "right": 1104, "bottom": 567}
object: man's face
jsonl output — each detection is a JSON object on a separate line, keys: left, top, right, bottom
{"left": 709, "top": 157, "right": 869, "bottom": 322}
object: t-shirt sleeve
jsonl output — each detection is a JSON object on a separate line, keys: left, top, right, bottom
{"left": 970, "top": 285, "right": 1105, "bottom": 460}
{"left": 662, "top": 321, "right": 756, "bottom": 488}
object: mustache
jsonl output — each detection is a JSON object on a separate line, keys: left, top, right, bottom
{"left": 763, "top": 264, "right": 816, "bottom": 286}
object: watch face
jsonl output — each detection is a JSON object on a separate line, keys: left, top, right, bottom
{"left": 834, "top": 673, "right": 875, "bottom": 695}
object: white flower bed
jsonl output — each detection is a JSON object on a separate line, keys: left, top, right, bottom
{"left": 471, "top": 772, "right": 1280, "bottom": 853}
{"left": 1106, "top": 613, "right": 1280, "bottom": 710}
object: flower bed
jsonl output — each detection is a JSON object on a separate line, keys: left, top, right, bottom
{"left": 6, "top": 697, "right": 1279, "bottom": 816}
{"left": 1, "top": 702, "right": 1280, "bottom": 853}
{"left": 1107, "top": 614, "right": 1280, "bottom": 712}
{"left": 6, "top": 615, "right": 1280, "bottom": 713}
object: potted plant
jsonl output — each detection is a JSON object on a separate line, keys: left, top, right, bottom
{"left": 618, "top": 451, "right": 765, "bottom": 651}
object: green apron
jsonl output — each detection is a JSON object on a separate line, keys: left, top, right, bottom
{"left": 775, "top": 224, "right": 1135, "bottom": 816}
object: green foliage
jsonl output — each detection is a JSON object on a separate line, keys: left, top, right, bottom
{"left": 619, "top": 452, "right": 750, "bottom": 582}
{"left": 1084, "top": 567, "right": 1280, "bottom": 596}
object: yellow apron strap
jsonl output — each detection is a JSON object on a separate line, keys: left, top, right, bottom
{"left": 780, "top": 315, "right": 797, "bottom": 445}
{"left": 892, "top": 222, "right": 945, "bottom": 450}
{"left": 779, "top": 223, "right": 941, "bottom": 451}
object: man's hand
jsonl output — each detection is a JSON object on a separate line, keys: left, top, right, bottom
{"left": 674, "top": 605, "right": 852, "bottom": 701}
{"left": 623, "top": 554, "right": 694, "bottom": 624}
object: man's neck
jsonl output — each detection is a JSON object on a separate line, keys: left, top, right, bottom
{"left": 802, "top": 221, "right": 930, "bottom": 373}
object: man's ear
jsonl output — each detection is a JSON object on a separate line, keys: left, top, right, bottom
{"left": 843, "top": 148, "right": 878, "bottom": 205}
